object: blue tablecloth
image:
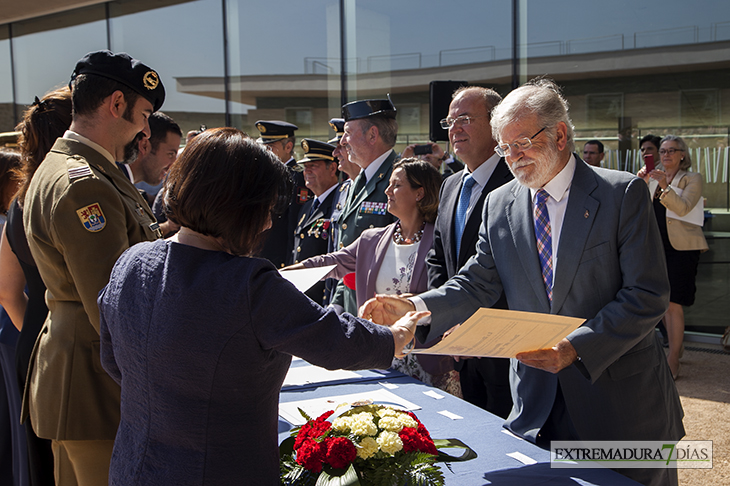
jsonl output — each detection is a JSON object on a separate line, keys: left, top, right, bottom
{"left": 279, "top": 374, "right": 640, "bottom": 485}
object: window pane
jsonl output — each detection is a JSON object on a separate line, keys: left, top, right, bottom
{"left": 0, "top": 25, "right": 14, "bottom": 130}
{"left": 522, "top": 0, "right": 730, "bottom": 208}
{"left": 345, "top": 0, "right": 512, "bottom": 149}
{"left": 10, "top": 5, "right": 106, "bottom": 108}
{"left": 223, "top": 0, "right": 342, "bottom": 152}
{"left": 109, "top": 0, "right": 226, "bottom": 136}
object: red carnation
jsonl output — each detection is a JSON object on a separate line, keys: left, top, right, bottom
{"left": 324, "top": 437, "right": 357, "bottom": 469}
{"left": 399, "top": 426, "right": 438, "bottom": 455}
{"left": 296, "top": 439, "right": 326, "bottom": 473}
{"left": 398, "top": 427, "right": 422, "bottom": 453}
{"left": 294, "top": 412, "right": 334, "bottom": 450}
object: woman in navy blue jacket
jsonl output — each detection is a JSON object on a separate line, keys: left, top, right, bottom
{"left": 98, "top": 128, "right": 423, "bottom": 485}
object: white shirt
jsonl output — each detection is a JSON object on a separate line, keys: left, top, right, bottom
{"left": 313, "top": 183, "right": 338, "bottom": 207}
{"left": 375, "top": 240, "right": 420, "bottom": 296}
{"left": 462, "top": 152, "right": 501, "bottom": 221}
{"left": 363, "top": 149, "right": 394, "bottom": 183}
{"left": 529, "top": 154, "right": 576, "bottom": 272}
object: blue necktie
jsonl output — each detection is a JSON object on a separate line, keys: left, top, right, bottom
{"left": 454, "top": 174, "right": 476, "bottom": 256}
{"left": 308, "top": 198, "right": 321, "bottom": 219}
{"left": 534, "top": 189, "right": 553, "bottom": 303}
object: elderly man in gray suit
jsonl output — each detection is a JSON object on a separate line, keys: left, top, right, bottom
{"left": 362, "top": 78, "right": 684, "bottom": 486}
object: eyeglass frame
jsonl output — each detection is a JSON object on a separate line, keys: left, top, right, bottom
{"left": 495, "top": 126, "right": 548, "bottom": 157}
{"left": 439, "top": 115, "right": 489, "bottom": 130}
{"left": 659, "top": 148, "right": 684, "bottom": 156}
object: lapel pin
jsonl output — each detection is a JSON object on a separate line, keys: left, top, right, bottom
{"left": 584, "top": 210, "right": 589, "bottom": 218}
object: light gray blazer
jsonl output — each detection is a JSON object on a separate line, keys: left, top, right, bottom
{"left": 418, "top": 157, "right": 684, "bottom": 443}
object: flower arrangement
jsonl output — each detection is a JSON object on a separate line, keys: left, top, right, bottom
{"left": 280, "top": 402, "right": 476, "bottom": 486}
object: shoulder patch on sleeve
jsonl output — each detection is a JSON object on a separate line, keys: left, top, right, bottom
{"left": 68, "top": 165, "right": 94, "bottom": 180}
{"left": 76, "top": 203, "right": 106, "bottom": 232}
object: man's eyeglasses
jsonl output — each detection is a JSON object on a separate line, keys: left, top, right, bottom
{"left": 439, "top": 115, "right": 488, "bottom": 130}
{"left": 495, "top": 127, "right": 547, "bottom": 157}
{"left": 659, "top": 148, "right": 683, "bottom": 156}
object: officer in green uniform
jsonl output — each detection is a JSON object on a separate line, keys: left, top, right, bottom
{"left": 22, "top": 50, "right": 164, "bottom": 486}
{"left": 330, "top": 98, "right": 398, "bottom": 315}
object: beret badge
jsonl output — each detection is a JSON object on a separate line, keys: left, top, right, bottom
{"left": 143, "top": 71, "right": 160, "bottom": 90}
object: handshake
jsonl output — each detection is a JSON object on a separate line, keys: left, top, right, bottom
{"left": 358, "top": 295, "right": 425, "bottom": 359}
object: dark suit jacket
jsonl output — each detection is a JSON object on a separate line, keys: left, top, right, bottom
{"left": 292, "top": 186, "right": 339, "bottom": 305}
{"left": 257, "top": 158, "right": 311, "bottom": 268}
{"left": 427, "top": 159, "right": 513, "bottom": 288}
{"left": 419, "top": 157, "right": 684, "bottom": 444}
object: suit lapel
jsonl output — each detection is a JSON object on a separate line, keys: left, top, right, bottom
{"left": 551, "top": 159, "right": 599, "bottom": 314}
{"left": 438, "top": 175, "right": 461, "bottom": 274}
{"left": 458, "top": 159, "right": 513, "bottom": 267}
{"left": 410, "top": 223, "right": 434, "bottom": 292}
{"left": 300, "top": 187, "right": 337, "bottom": 230}
{"left": 505, "top": 183, "right": 551, "bottom": 311}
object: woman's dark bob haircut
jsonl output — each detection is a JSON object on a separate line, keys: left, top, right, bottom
{"left": 164, "top": 127, "right": 291, "bottom": 256}
{"left": 393, "top": 157, "right": 441, "bottom": 224}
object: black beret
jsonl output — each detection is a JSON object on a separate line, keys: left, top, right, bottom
{"left": 298, "top": 139, "right": 336, "bottom": 164}
{"left": 342, "top": 98, "right": 396, "bottom": 121}
{"left": 255, "top": 120, "right": 299, "bottom": 143}
{"left": 70, "top": 50, "right": 166, "bottom": 112}
{"left": 328, "top": 118, "right": 345, "bottom": 144}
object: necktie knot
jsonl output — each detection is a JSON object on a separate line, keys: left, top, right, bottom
{"left": 535, "top": 188, "right": 550, "bottom": 207}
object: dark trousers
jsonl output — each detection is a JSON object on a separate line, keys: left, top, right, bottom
{"left": 457, "top": 357, "right": 513, "bottom": 419}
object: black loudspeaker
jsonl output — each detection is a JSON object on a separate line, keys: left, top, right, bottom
{"left": 429, "top": 80, "right": 468, "bottom": 142}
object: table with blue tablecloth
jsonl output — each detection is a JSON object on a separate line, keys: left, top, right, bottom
{"left": 279, "top": 363, "right": 640, "bottom": 485}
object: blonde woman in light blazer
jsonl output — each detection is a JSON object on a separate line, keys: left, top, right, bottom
{"left": 638, "top": 135, "right": 708, "bottom": 379}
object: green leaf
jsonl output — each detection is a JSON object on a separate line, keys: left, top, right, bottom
{"left": 315, "top": 464, "right": 361, "bottom": 486}
{"left": 432, "top": 439, "right": 478, "bottom": 463}
{"left": 299, "top": 407, "right": 313, "bottom": 422}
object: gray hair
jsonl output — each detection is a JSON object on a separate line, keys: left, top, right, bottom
{"left": 661, "top": 135, "right": 692, "bottom": 170}
{"left": 491, "top": 78, "right": 575, "bottom": 152}
{"left": 360, "top": 116, "right": 398, "bottom": 147}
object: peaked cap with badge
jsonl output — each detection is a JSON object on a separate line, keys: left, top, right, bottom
{"left": 327, "top": 118, "right": 345, "bottom": 144}
{"left": 70, "top": 50, "right": 166, "bottom": 111}
{"left": 298, "top": 139, "right": 336, "bottom": 164}
{"left": 342, "top": 97, "right": 397, "bottom": 121}
{"left": 255, "top": 120, "right": 298, "bottom": 144}
{"left": 21, "top": 50, "right": 164, "bottom": 452}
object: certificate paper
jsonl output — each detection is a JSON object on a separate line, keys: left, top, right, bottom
{"left": 279, "top": 265, "right": 336, "bottom": 293}
{"left": 412, "top": 308, "right": 584, "bottom": 358}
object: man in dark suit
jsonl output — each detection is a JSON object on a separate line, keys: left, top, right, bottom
{"left": 292, "top": 139, "right": 340, "bottom": 305}
{"left": 254, "top": 120, "right": 311, "bottom": 268}
{"left": 330, "top": 99, "right": 397, "bottom": 314}
{"left": 426, "top": 86, "right": 514, "bottom": 419}
{"left": 363, "top": 78, "right": 683, "bottom": 486}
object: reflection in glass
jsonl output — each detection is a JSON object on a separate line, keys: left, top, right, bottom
{"left": 109, "top": 0, "right": 226, "bottom": 135}
{"left": 10, "top": 5, "right": 106, "bottom": 106}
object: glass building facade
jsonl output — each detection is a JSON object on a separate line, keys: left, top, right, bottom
{"left": 1, "top": 0, "right": 730, "bottom": 332}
